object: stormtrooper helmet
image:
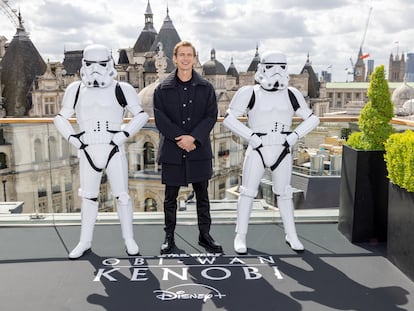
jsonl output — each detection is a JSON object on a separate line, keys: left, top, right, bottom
{"left": 255, "top": 51, "right": 289, "bottom": 91}
{"left": 80, "top": 44, "right": 117, "bottom": 88}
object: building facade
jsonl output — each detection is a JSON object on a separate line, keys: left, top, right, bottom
{"left": 0, "top": 2, "right": 333, "bottom": 214}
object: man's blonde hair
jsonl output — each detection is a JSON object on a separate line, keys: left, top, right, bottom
{"left": 173, "top": 41, "right": 196, "bottom": 57}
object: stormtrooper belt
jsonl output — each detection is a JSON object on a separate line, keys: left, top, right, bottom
{"left": 81, "top": 144, "right": 119, "bottom": 173}
{"left": 253, "top": 132, "right": 291, "bottom": 171}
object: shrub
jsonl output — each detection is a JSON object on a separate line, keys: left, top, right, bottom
{"left": 346, "top": 65, "right": 394, "bottom": 150}
{"left": 384, "top": 130, "right": 414, "bottom": 192}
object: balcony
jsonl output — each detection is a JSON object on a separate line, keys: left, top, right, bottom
{"left": 1, "top": 117, "right": 414, "bottom": 310}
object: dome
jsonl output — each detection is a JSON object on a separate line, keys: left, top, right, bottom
{"left": 202, "top": 49, "right": 226, "bottom": 75}
{"left": 138, "top": 80, "right": 159, "bottom": 117}
{"left": 392, "top": 81, "right": 414, "bottom": 108}
{"left": 403, "top": 99, "right": 414, "bottom": 115}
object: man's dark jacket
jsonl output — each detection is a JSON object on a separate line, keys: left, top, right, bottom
{"left": 153, "top": 69, "right": 217, "bottom": 185}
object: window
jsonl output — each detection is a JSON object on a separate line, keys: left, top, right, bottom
{"left": 0, "top": 153, "right": 7, "bottom": 169}
{"left": 144, "top": 198, "right": 157, "bottom": 212}
{"left": 49, "top": 136, "right": 58, "bottom": 160}
{"left": 34, "top": 139, "right": 43, "bottom": 163}
{"left": 44, "top": 97, "right": 56, "bottom": 115}
{"left": 144, "top": 142, "right": 155, "bottom": 170}
{"left": 61, "top": 138, "right": 69, "bottom": 159}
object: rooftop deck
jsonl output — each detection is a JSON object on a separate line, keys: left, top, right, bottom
{"left": 1, "top": 208, "right": 414, "bottom": 311}
{"left": 1, "top": 117, "right": 413, "bottom": 310}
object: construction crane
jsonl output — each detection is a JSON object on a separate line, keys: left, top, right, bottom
{"left": 348, "top": 6, "right": 373, "bottom": 81}
{"left": 0, "top": 0, "right": 24, "bottom": 30}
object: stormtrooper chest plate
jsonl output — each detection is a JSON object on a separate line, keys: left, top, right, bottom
{"left": 75, "top": 86, "right": 125, "bottom": 144}
{"left": 247, "top": 90, "right": 294, "bottom": 133}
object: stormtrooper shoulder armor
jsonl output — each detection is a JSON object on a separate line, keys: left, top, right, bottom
{"left": 223, "top": 85, "right": 256, "bottom": 141}
{"left": 227, "top": 85, "right": 255, "bottom": 116}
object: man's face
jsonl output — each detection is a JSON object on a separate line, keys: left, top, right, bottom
{"left": 174, "top": 46, "right": 195, "bottom": 71}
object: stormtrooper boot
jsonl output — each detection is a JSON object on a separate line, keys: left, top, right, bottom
{"left": 117, "top": 199, "right": 139, "bottom": 256}
{"left": 234, "top": 194, "right": 254, "bottom": 254}
{"left": 234, "top": 233, "right": 247, "bottom": 254}
{"left": 278, "top": 198, "right": 304, "bottom": 251}
{"left": 69, "top": 199, "right": 98, "bottom": 259}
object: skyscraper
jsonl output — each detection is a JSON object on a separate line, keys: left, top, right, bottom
{"left": 406, "top": 53, "right": 414, "bottom": 82}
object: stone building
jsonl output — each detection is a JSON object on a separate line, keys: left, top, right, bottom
{"left": 0, "top": 1, "right": 323, "bottom": 214}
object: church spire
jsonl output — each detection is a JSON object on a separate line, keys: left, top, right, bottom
{"left": 144, "top": 0, "right": 153, "bottom": 27}
{"left": 133, "top": 0, "right": 157, "bottom": 54}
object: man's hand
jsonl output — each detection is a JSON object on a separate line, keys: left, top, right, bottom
{"left": 175, "top": 135, "right": 196, "bottom": 152}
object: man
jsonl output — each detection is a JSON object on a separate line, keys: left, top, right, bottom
{"left": 153, "top": 41, "right": 223, "bottom": 255}
{"left": 223, "top": 51, "right": 320, "bottom": 254}
{"left": 54, "top": 44, "right": 149, "bottom": 259}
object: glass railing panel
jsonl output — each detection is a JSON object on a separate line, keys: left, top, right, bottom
{"left": 0, "top": 117, "right": 412, "bottom": 224}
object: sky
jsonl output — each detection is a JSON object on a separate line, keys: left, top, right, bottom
{"left": 1, "top": 0, "right": 414, "bottom": 82}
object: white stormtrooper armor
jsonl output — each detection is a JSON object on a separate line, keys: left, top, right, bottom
{"left": 224, "top": 51, "right": 320, "bottom": 253}
{"left": 54, "top": 44, "right": 149, "bottom": 259}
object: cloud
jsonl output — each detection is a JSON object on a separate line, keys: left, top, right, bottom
{"left": 1, "top": 0, "right": 414, "bottom": 82}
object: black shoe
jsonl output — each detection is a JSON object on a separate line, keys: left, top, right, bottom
{"left": 160, "top": 234, "right": 175, "bottom": 255}
{"left": 198, "top": 233, "right": 223, "bottom": 254}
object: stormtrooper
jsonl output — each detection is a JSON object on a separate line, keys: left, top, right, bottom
{"left": 54, "top": 44, "right": 149, "bottom": 259}
{"left": 223, "top": 51, "right": 320, "bottom": 253}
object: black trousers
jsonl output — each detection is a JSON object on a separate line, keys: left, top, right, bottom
{"left": 164, "top": 180, "right": 211, "bottom": 235}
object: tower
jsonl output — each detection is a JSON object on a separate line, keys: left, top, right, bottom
{"left": 353, "top": 48, "right": 366, "bottom": 82}
{"left": 389, "top": 53, "right": 406, "bottom": 82}
{"left": 0, "top": 10, "right": 46, "bottom": 116}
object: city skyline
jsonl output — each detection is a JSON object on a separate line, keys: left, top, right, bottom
{"left": 0, "top": 0, "right": 413, "bottom": 82}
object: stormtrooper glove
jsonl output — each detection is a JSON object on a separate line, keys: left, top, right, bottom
{"left": 249, "top": 133, "right": 263, "bottom": 149}
{"left": 111, "top": 131, "right": 129, "bottom": 147}
{"left": 285, "top": 131, "right": 299, "bottom": 147}
{"left": 68, "top": 134, "right": 87, "bottom": 149}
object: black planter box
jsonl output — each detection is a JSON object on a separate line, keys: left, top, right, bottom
{"left": 387, "top": 183, "right": 414, "bottom": 282}
{"left": 338, "top": 145, "right": 389, "bottom": 243}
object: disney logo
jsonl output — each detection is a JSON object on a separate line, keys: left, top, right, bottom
{"left": 154, "top": 283, "right": 226, "bottom": 302}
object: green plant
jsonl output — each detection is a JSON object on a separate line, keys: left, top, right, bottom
{"left": 384, "top": 130, "right": 414, "bottom": 192}
{"left": 346, "top": 65, "right": 394, "bottom": 150}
